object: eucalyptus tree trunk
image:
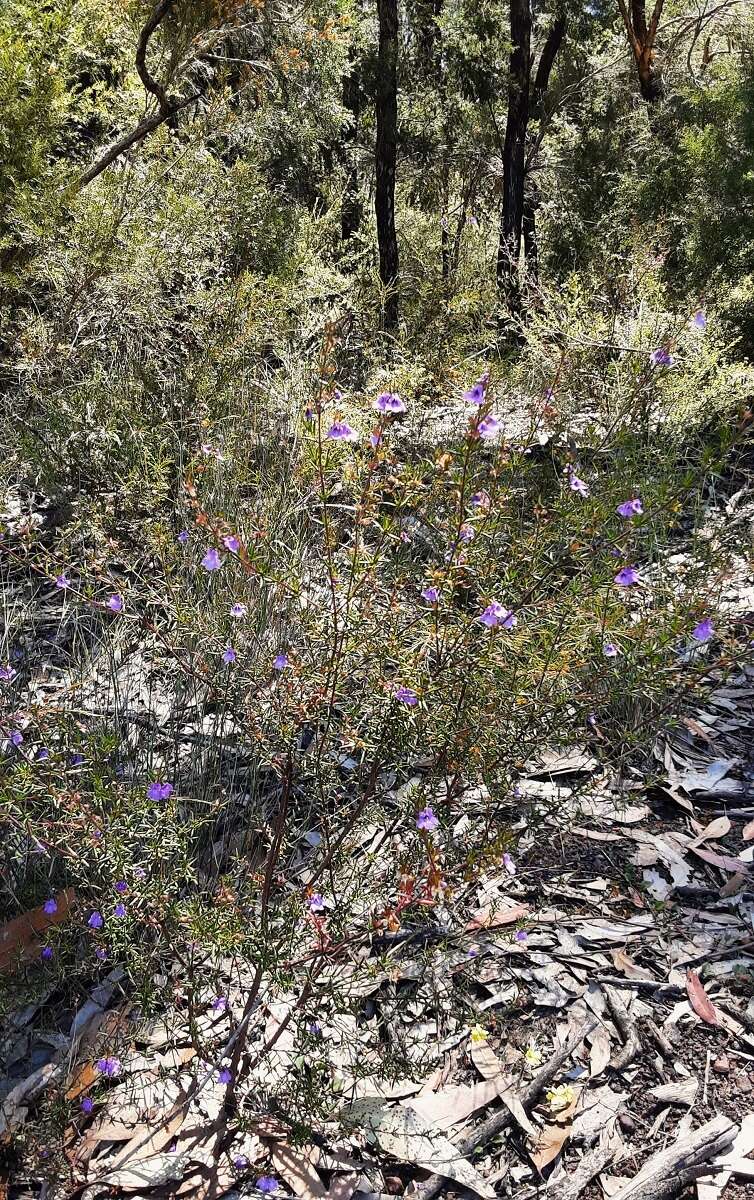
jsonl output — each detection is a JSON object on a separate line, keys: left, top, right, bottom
{"left": 617, "top": 0, "right": 665, "bottom": 102}
{"left": 375, "top": 0, "right": 400, "bottom": 330}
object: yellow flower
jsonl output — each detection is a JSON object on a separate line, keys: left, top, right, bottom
{"left": 546, "top": 1083, "right": 575, "bottom": 1113}
{"left": 469, "top": 1024, "right": 489, "bottom": 1045}
{"left": 524, "top": 1043, "right": 542, "bottom": 1067}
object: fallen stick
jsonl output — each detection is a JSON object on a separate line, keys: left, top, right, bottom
{"left": 611, "top": 1115, "right": 737, "bottom": 1200}
{"left": 410, "top": 1021, "right": 597, "bottom": 1200}
{"left": 545, "top": 1142, "right": 618, "bottom": 1200}
{"left": 605, "top": 985, "right": 640, "bottom": 1070}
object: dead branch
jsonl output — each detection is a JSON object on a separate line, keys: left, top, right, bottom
{"left": 605, "top": 985, "right": 641, "bottom": 1069}
{"left": 612, "top": 1115, "right": 736, "bottom": 1200}
{"left": 79, "top": 0, "right": 199, "bottom": 189}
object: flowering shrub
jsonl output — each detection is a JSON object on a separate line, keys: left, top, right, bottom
{"left": 0, "top": 296, "right": 749, "bottom": 1144}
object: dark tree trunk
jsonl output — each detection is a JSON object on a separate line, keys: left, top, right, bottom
{"left": 497, "top": 0, "right": 532, "bottom": 310}
{"left": 375, "top": 0, "right": 400, "bottom": 330}
{"left": 524, "top": 3, "right": 567, "bottom": 284}
{"left": 341, "top": 56, "right": 362, "bottom": 241}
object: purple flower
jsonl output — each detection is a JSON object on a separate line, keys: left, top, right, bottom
{"left": 416, "top": 806, "right": 439, "bottom": 832}
{"left": 69, "top": 752, "right": 84, "bottom": 766}
{"left": 223, "top": 535, "right": 241, "bottom": 554}
{"left": 234, "top": 1155, "right": 250, "bottom": 1171}
{"left": 256, "top": 1178, "right": 278, "bottom": 1195}
{"left": 463, "top": 375, "right": 488, "bottom": 405}
{"left": 43, "top": 898, "right": 58, "bottom": 915}
{"left": 41, "top": 945, "right": 53, "bottom": 960}
{"left": 133, "top": 867, "right": 147, "bottom": 879}
{"left": 177, "top": 530, "right": 189, "bottom": 544}
{"left": 650, "top": 348, "right": 673, "bottom": 368}
{"left": 96, "top": 1056, "right": 121, "bottom": 1077}
{"left": 201, "top": 547, "right": 223, "bottom": 572}
{"left": 0, "top": 666, "right": 16, "bottom": 681}
{"left": 470, "top": 490, "right": 491, "bottom": 509}
{"left": 374, "top": 392, "right": 406, "bottom": 414}
{"left": 616, "top": 498, "right": 643, "bottom": 518}
{"left": 88, "top": 911, "right": 104, "bottom": 930}
{"left": 212, "top": 996, "right": 228, "bottom": 1012}
{"left": 326, "top": 420, "right": 358, "bottom": 441}
{"left": 503, "top": 852, "right": 516, "bottom": 876}
{"left": 370, "top": 430, "right": 382, "bottom": 449}
{"left": 394, "top": 685, "right": 418, "bottom": 706}
{"left": 9, "top": 730, "right": 23, "bottom": 746}
{"left": 113, "top": 903, "right": 126, "bottom": 918}
{"left": 107, "top": 594, "right": 123, "bottom": 613}
{"left": 114, "top": 881, "right": 128, "bottom": 894}
{"left": 147, "top": 781, "right": 173, "bottom": 801}
{"left": 304, "top": 405, "right": 314, "bottom": 423}
{"left": 230, "top": 602, "right": 247, "bottom": 618}
{"left": 477, "top": 414, "right": 502, "bottom": 440}
{"left": 569, "top": 471, "right": 589, "bottom": 497}
{"left": 81, "top": 1097, "right": 94, "bottom": 1113}
{"left": 307, "top": 893, "right": 325, "bottom": 911}
{"left": 36, "top": 746, "right": 50, "bottom": 761}
{"left": 421, "top": 586, "right": 440, "bottom": 604}
{"left": 692, "top": 310, "right": 707, "bottom": 331}
{"left": 603, "top": 643, "right": 620, "bottom": 658}
{"left": 218, "top": 1068, "right": 233, "bottom": 1085}
{"left": 273, "top": 654, "right": 289, "bottom": 671}
{"left": 222, "top": 646, "right": 237, "bottom": 664}
{"left": 692, "top": 618, "right": 714, "bottom": 643}
{"left": 94, "top": 947, "right": 108, "bottom": 961}
{"left": 614, "top": 566, "right": 640, "bottom": 587}
{"left": 515, "top": 929, "right": 528, "bottom": 943}
{"left": 55, "top": 573, "right": 70, "bottom": 589}
{"left": 478, "top": 603, "right": 517, "bottom": 630}
{"left": 459, "top": 524, "right": 475, "bottom": 542}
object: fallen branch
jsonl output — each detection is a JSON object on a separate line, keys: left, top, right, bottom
{"left": 545, "top": 1142, "right": 618, "bottom": 1200}
{"left": 605, "top": 985, "right": 640, "bottom": 1070}
{"left": 411, "top": 1021, "right": 597, "bottom": 1200}
{"left": 611, "top": 1115, "right": 736, "bottom": 1200}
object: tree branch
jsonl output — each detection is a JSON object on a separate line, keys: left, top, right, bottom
{"left": 78, "top": 92, "right": 200, "bottom": 188}
{"left": 135, "top": 0, "right": 178, "bottom": 116}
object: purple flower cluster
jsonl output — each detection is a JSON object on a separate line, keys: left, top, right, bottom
{"left": 478, "top": 603, "right": 517, "bottom": 630}
{"left": 147, "top": 780, "right": 173, "bottom": 801}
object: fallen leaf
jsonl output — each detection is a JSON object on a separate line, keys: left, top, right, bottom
{"left": 272, "top": 1143, "right": 327, "bottom": 1199}
{"left": 589, "top": 1027, "right": 612, "bottom": 1076}
{"left": 499, "top": 1087, "right": 538, "bottom": 1138}
{"left": 611, "top": 948, "right": 655, "bottom": 982}
{"left": 407, "top": 1081, "right": 501, "bottom": 1130}
{"left": 742, "top": 819, "right": 754, "bottom": 842}
{"left": 0, "top": 889, "right": 76, "bottom": 972}
{"left": 686, "top": 971, "right": 721, "bottom": 1027}
{"left": 325, "top": 1172, "right": 359, "bottom": 1200}
{"left": 98, "top": 1150, "right": 190, "bottom": 1190}
{"left": 688, "top": 816, "right": 731, "bottom": 848}
{"left": 470, "top": 1040, "right": 506, "bottom": 1081}
{"left": 692, "top": 846, "right": 751, "bottom": 874}
{"left": 343, "top": 1100, "right": 495, "bottom": 1198}
{"left": 466, "top": 903, "right": 529, "bottom": 931}
{"left": 530, "top": 1120, "right": 573, "bottom": 1172}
